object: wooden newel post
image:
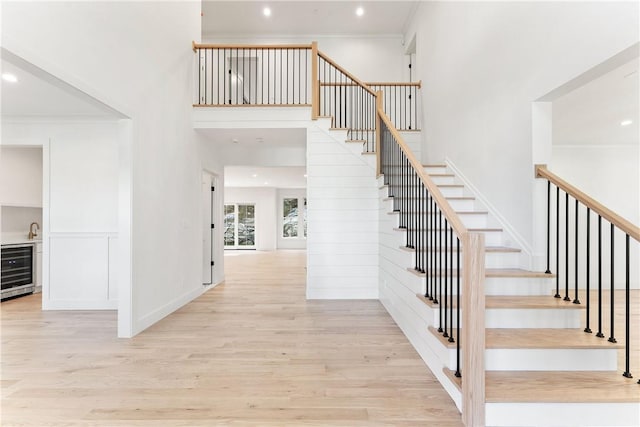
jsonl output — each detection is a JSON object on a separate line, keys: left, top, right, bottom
{"left": 311, "top": 41, "right": 319, "bottom": 120}
{"left": 462, "top": 232, "right": 486, "bottom": 427}
{"left": 375, "top": 90, "right": 383, "bottom": 177}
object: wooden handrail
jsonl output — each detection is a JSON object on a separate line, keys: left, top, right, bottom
{"left": 376, "top": 91, "right": 383, "bottom": 176}
{"left": 311, "top": 41, "right": 319, "bottom": 120}
{"left": 193, "top": 42, "right": 312, "bottom": 50}
{"left": 377, "top": 107, "right": 468, "bottom": 238}
{"left": 536, "top": 164, "right": 640, "bottom": 242}
{"left": 319, "top": 81, "right": 422, "bottom": 88}
{"left": 368, "top": 81, "right": 422, "bottom": 88}
{"left": 318, "top": 50, "right": 377, "bottom": 97}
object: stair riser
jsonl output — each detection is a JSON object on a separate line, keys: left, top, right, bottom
{"left": 446, "top": 199, "right": 476, "bottom": 211}
{"left": 386, "top": 212, "right": 490, "bottom": 229}
{"left": 484, "top": 348, "right": 618, "bottom": 371}
{"left": 486, "top": 308, "right": 581, "bottom": 328}
{"left": 486, "top": 403, "right": 640, "bottom": 427}
{"left": 409, "top": 251, "right": 522, "bottom": 269}
{"left": 414, "top": 276, "right": 554, "bottom": 297}
{"left": 429, "top": 176, "right": 457, "bottom": 185}
{"left": 485, "top": 277, "right": 555, "bottom": 296}
{"left": 438, "top": 348, "right": 618, "bottom": 372}
{"left": 425, "top": 307, "right": 582, "bottom": 330}
{"left": 424, "top": 166, "right": 448, "bottom": 175}
{"left": 437, "top": 187, "right": 465, "bottom": 197}
{"left": 393, "top": 228, "right": 504, "bottom": 246}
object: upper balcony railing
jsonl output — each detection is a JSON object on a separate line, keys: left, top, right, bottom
{"left": 192, "top": 41, "right": 422, "bottom": 150}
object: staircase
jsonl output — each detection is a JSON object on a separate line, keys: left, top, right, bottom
{"left": 192, "top": 40, "right": 639, "bottom": 427}
{"left": 378, "top": 163, "right": 639, "bottom": 427}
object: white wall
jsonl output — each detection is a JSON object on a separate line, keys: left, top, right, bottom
{"left": 206, "top": 35, "right": 406, "bottom": 82}
{"left": 1, "top": 206, "right": 42, "bottom": 235}
{"left": 403, "top": 1, "right": 639, "bottom": 250}
{"left": 2, "top": 1, "right": 216, "bottom": 336}
{"left": 224, "top": 186, "right": 277, "bottom": 251}
{"left": 0, "top": 146, "right": 42, "bottom": 207}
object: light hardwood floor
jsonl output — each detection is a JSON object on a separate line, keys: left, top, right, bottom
{"left": 1, "top": 250, "right": 463, "bottom": 426}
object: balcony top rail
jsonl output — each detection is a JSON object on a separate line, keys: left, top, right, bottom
{"left": 192, "top": 42, "right": 313, "bottom": 50}
{"left": 536, "top": 164, "right": 640, "bottom": 241}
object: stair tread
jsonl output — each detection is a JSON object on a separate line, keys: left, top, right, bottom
{"left": 345, "top": 139, "right": 366, "bottom": 143}
{"left": 423, "top": 164, "right": 447, "bottom": 168}
{"left": 486, "top": 295, "right": 584, "bottom": 309}
{"left": 428, "top": 326, "right": 623, "bottom": 350}
{"left": 485, "top": 371, "right": 640, "bottom": 403}
{"left": 486, "top": 328, "right": 625, "bottom": 349}
{"left": 408, "top": 268, "right": 555, "bottom": 279}
{"left": 415, "top": 294, "right": 577, "bottom": 310}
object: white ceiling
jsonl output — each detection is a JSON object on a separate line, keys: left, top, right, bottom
{"left": 553, "top": 57, "right": 639, "bottom": 146}
{"left": 225, "top": 165, "right": 307, "bottom": 188}
{"left": 1, "top": 50, "right": 123, "bottom": 119}
{"left": 201, "top": 1, "right": 418, "bottom": 37}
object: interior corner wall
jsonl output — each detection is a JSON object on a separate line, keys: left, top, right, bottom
{"left": 405, "top": 1, "right": 639, "bottom": 247}
{"left": 2, "top": 1, "right": 207, "bottom": 336}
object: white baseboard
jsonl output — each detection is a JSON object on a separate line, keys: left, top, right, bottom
{"left": 43, "top": 299, "right": 117, "bottom": 310}
{"left": 132, "top": 285, "right": 206, "bottom": 336}
{"left": 306, "top": 288, "right": 378, "bottom": 299}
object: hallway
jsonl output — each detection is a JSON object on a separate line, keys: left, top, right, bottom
{"left": 1, "top": 250, "right": 462, "bottom": 426}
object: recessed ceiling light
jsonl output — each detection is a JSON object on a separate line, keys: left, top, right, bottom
{"left": 356, "top": 7, "right": 364, "bottom": 17}
{"left": 263, "top": 7, "right": 271, "bottom": 17}
{"left": 303, "top": 174, "right": 308, "bottom": 178}
{"left": 252, "top": 174, "right": 258, "bottom": 178}
{"left": 621, "top": 119, "right": 633, "bottom": 126}
{"left": 2, "top": 73, "right": 17, "bottom": 83}
{"left": 263, "top": 181, "right": 269, "bottom": 185}
{"left": 232, "top": 138, "right": 239, "bottom": 144}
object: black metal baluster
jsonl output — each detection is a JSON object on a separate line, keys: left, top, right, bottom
{"left": 585, "top": 208, "right": 592, "bottom": 333}
{"left": 198, "top": 49, "right": 201, "bottom": 104}
{"left": 443, "top": 218, "right": 449, "bottom": 337}
{"left": 437, "top": 209, "right": 442, "bottom": 311}
{"left": 555, "top": 186, "right": 561, "bottom": 298}
{"left": 564, "top": 192, "right": 570, "bottom": 301}
{"left": 455, "top": 236, "right": 461, "bottom": 378}
{"left": 623, "top": 234, "right": 632, "bottom": 378}
{"left": 267, "top": 49, "right": 270, "bottom": 104}
{"left": 574, "top": 199, "right": 580, "bottom": 304}
{"left": 545, "top": 180, "right": 551, "bottom": 274}
{"left": 608, "top": 224, "right": 616, "bottom": 343}
{"left": 448, "top": 227, "right": 454, "bottom": 343}
{"left": 596, "top": 215, "right": 604, "bottom": 338}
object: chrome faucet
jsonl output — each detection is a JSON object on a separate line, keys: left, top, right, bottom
{"left": 28, "top": 222, "right": 40, "bottom": 240}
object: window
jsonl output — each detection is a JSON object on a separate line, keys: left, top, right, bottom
{"left": 282, "top": 197, "right": 307, "bottom": 239}
{"left": 283, "top": 198, "right": 298, "bottom": 237}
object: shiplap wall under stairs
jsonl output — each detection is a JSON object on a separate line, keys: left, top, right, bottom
{"left": 378, "top": 163, "right": 640, "bottom": 427}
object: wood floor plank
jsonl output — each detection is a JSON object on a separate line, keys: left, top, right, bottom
{"left": 1, "top": 250, "right": 462, "bottom": 426}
